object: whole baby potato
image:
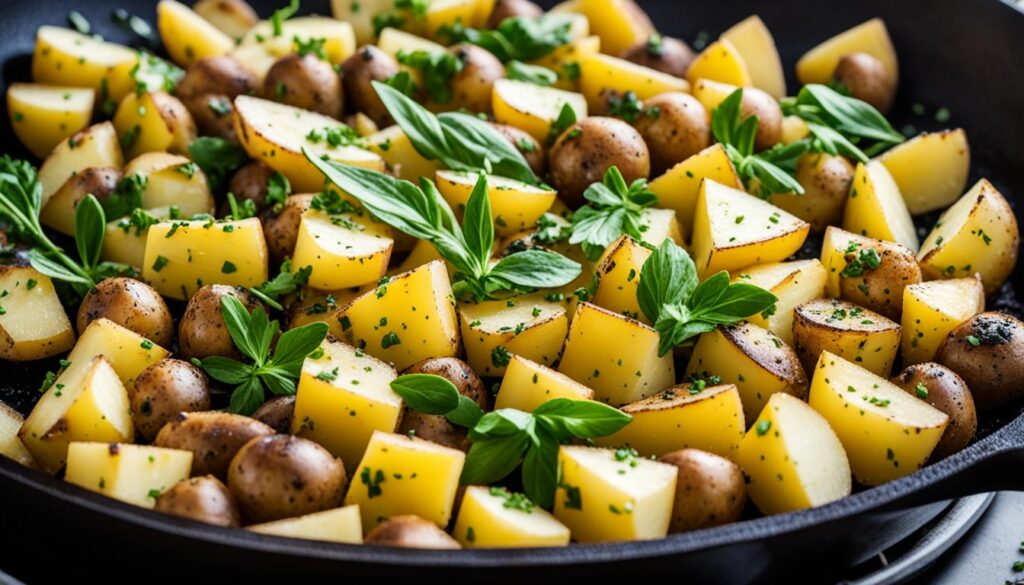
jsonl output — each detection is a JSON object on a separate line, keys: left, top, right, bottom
{"left": 178, "top": 285, "right": 265, "bottom": 361}
{"left": 251, "top": 396, "right": 296, "bottom": 434}
{"left": 226, "top": 161, "right": 276, "bottom": 214}
{"left": 155, "top": 475, "right": 241, "bottom": 527}
{"left": 658, "top": 448, "right": 746, "bottom": 533}
{"left": 155, "top": 411, "right": 274, "bottom": 478}
{"left": 397, "top": 358, "right": 489, "bottom": 452}
{"left": 131, "top": 359, "right": 211, "bottom": 441}
{"left": 490, "top": 122, "right": 546, "bottom": 176}
{"left": 770, "top": 153, "right": 855, "bottom": 232}
{"left": 620, "top": 35, "right": 695, "bottom": 78}
{"left": 176, "top": 56, "right": 259, "bottom": 140}
{"left": 935, "top": 312, "right": 1024, "bottom": 412}
{"left": 740, "top": 87, "right": 783, "bottom": 151}
{"left": 77, "top": 277, "right": 174, "bottom": 348}
{"left": 339, "top": 45, "right": 401, "bottom": 127}
{"left": 838, "top": 241, "right": 922, "bottom": 320}
{"left": 833, "top": 52, "right": 895, "bottom": 114}
{"left": 548, "top": 116, "right": 651, "bottom": 207}
{"left": 444, "top": 44, "right": 505, "bottom": 114}
{"left": 891, "top": 362, "right": 976, "bottom": 459}
{"left": 485, "top": 0, "right": 543, "bottom": 28}
{"left": 263, "top": 53, "right": 343, "bottom": 119}
{"left": 260, "top": 194, "right": 315, "bottom": 262}
{"left": 228, "top": 434, "right": 347, "bottom": 523}
{"left": 364, "top": 515, "right": 461, "bottom": 549}
{"left": 632, "top": 92, "right": 710, "bottom": 174}
{"left": 52, "top": 167, "right": 122, "bottom": 213}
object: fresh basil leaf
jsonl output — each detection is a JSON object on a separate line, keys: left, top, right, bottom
{"left": 396, "top": 49, "right": 463, "bottom": 104}
{"left": 521, "top": 425, "right": 558, "bottom": 508}
{"left": 505, "top": 60, "right": 557, "bottom": 86}
{"left": 74, "top": 194, "right": 105, "bottom": 270}
{"left": 102, "top": 173, "right": 147, "bottom": 219}
{"left": 461, "top": 174, "right": 493, "bottom": 272}
{"left": 441, "top": 15, "right": 573, "bottom": 62}
{"left": 533, "top": 398, "right": 632, "bottom": 439}
{"left": 188, "top": 137, "right": 249, "bottom": 191}
{"left": 460, "top": 433, "right": 530, "bottom": 485}
{"left": 219, "top": 295, "right": 260, "bottom": 362}
{"left": 437, "top": 112, "right": 540, "bottom": 185}
{"left": 447, "top": 395, "right": 485, "bottom": 428}
{"left": 259, "top": 365, "right": 298, "bottom": 396}
{"left": 806, "top": 121, "right": 868, "bottom": 163}
{"left": 711, "top": 89, "right": 744, "bottom": 148}
{"left": 636, "top": 239, "right": 697, "bottom": 323}
{"left": 373, "top": 81, "right": 451, "bottom": 162}
{"left": 802, "top": 84, "right": 904, "bottom": 145}
{"left": 470, "top": 408, "right": 535, "bottom": 440}
{"left": 653, "top": 310, "right": 717, "bottom": 356}
{"left": 228, "top": 376, "right": 265, "bottom": 415}
{"left": 746, "top": 156, "right": 805, "bottom": 196}
{"left": 270, "top": 322, "right": 329, "bottom": 369}
{"left": 488, "top": 249, "right": 582, "bottom": 289}
{"left": 691, "top": 281, "right": 777, "bottom": 322}
{"left": 196, "top": 356, "right": 253, "bottom": 385}
{"left": 686, "top": 271, "right": 731, "bottom": 311}
{"left": 250, "top": 307, "right": 277, "bottom": 367}
{"left": 26, "top": 249, "right": 92, "bottom": 287}
{"left": 390, "top": 373, "right": 461, "bottom": 415}
{"left": 569, "top": 206, "right": 627, "bottom": 260}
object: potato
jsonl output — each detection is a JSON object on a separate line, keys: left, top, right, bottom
{"left": 531, "top": 35, "right": 601, "bottom": 92}
{"left": 65, "top": 442, "right": 193, "bottom": 508}
{"left": 579, "top": 53, "right": 689, "bottom": 112}
{"left": 454, "top": 485, "right": 569, "bottom": 548}
{"left": 442, "top": 44, "right": 504, "bottom": 114}
{"left": 76, "top": 277, "right": 174, "bottom": 348}
{"left": 734, "top": 259, "right": 827, "bottom": 345}
{"left": 251, "top": 396, "right": 295, "bottom": 434}
{"left": 365, "top": 515, "right": 461, "bottom": 549}
{"left": 239, "top": 16, "right": 357, "bottom": 67}
{"left": 261, "top": 194, "right": 314, "bottom": 261}
{"left": 491, "top": 79, "right": 588, "bottom": 143}
{"left": 891, "top": 363, "right": 976, "bottom": 459}
{"left": 6, "top": 84, "right": 94, "bottom": 158}
{"left": 178, "top": 285, "right": 264, "bottom": 361}
{"left": 658, "top": 449, "right": 745, "bottom": 533}
{"left": 793, "top": 298, "right": 900, "bottom": 377}
{"left": 113, "top": 91, "right": 197, "bottom": 159}
{"left": 156, "top": 411, "right": 273, "bottom": 479}
{"left": 340, "top": 46, "right": 401, "bottom": 126}
{"left": 40, "top": 167, "right": 122, "bottom": 236}
{"left": 768, "top": 153, "right": 854, "bottom": 232}
{"left": 58, "top": 317, "right": 170, "bottom": 387}
{"left": 155, "top": 475, "right": 241, "bottom": 527}
{"left": 130, "top": 359, "right": 211, "bottom": 441}
{"left": 686, "top": 39, "right": 752, "bottom": 87}
{"left": 176, "top": 56, "right": 259, "bottom": 140}
{"left": 486, "top": 0, "right": 542, "bottom": 27}
{"left": 31, "top": 26, "right": 135, "bottom": 91}
{"left": 843, "top": 160, "right": 918, "bottom": 252}
{"left": 263, "top": 53, "right": 344, "bottom": 119}
{"left": 917, "top": 179, "right": 1019, "bottom": 295}
{"left": 291, "top": 209, "right": 394, "bottom": 290}
{"left": 397, "top": 358, "right": 488, "bottom": 452}
{"left": 796, "top": 18, "right": 898, "bottom": 86}
{"left": 459, "top": 295, "right": 567, "bottom": 377}
{"left": 877, "top": 129, "right": 969, "bottom": 215}
{"left": 722, "top": 15, "right": 786, "bottom": 99}
{"left": 620, "top": 35, "right": 694, "bottom": 79}
{"left": 737, "top": 392, "right": 851, "bottom": 515}
{"left": 782, "top": 115, "right": 810, "bottom": 144}
{"left": 224, "top": 162, "right": 275, "bottom": 213}
{"left": 0, "top": 402, "right": 36, "bottom": 468}
{"left": 935, "top": 312, "right": 1024, "bottom": 412}
{"left": 571, "top": 0, "right": 653, "bottom": 55}
{"left": 38, "top": 122, "right": 124, "bottom": 209}
{"left": 591, "top": 235, "right": 653, "bottom": 321}
{"left": 491, "top": 123, "right": 546, "bottom": 176}
{"left": 808, "top": 351, "right": 948, "bottom": 485}
{"left": 249, "top": 505, "right": 363, "bottom": 543}
{"left": 901, "top": 277, "right": 985, "bottom": 365}
{"left": 548, "top": 116, "right": 650, "bottom": 207}
{"left": 0, "top": 265, "right": 75, "bottom": 361}
{"left": 741, "top": 87, "right": 783, "bottom": 152}
{"left": 647, "top": 144, "right": 742, "bottom": 237}
{"left": 366, "top": 125, "right": 443, "bottom": 183}
{"left": 632, "top": 92, "right": 710, "bottom": 174}
{"left": 123, "top": 152, "right": 215, "bottom": 219}
{"left": 837, "top": 238, "right": 921, "bottom": 321}
{"left": 434, "top": 170, "right": 555, "bottom": 237}
{"left": 193, "top": 0, "right": 259, "bottom": 39}
{"left": 833, "top": 53, "right": 895, "bottom": 114}
{"left": 157, "top": 0, "right": 235, "bottom": 67}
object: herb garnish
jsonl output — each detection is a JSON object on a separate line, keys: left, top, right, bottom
{"left": 271, "top": 0, "right": 300, "bottom": 37}
{"left": 130, "top": 51, "right": 184, "bottom": 95}
{"left": 395, "top": 50, "right": 463, "bottom": 104}
{"left": 111, "top": 9, "right": 160, "bottom": 50}
{"left": 569, "top": 166, "right": 657, "bottom": 260}
{"left": 249, "top": 261, "right": 313, "bottom": 310}
{"left": 505, "top": 61, "right": 557, "bottom": 86}
{"left": 547, "top": 102, "right": 578, "bottom": 145}
{"left": 438, "top": 15, "right": 573, "bottom": 63}
{"left": 102, "top": 173, "right": 148, "bottom": 219}
{"left": 782, "top": 84, "right": 905, "bottom": 161}
{"left": 188, "top": 137, "right": 249, "bottom": 191}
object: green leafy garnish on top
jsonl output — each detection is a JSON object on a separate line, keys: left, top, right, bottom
{"left": 187, "top": 137, "right": 250, "bottom": 191}
{"left": 395, "top": 49, "right": 463, "bottom": 104}
{"left": 569, "top": 166, "right": 658, "bottom": 260}
{"left": 439, "top": 15, "right": 574, "bottom": 63}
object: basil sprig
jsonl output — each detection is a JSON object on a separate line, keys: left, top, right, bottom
{"left": 389, "top": 373, "right": 630, "bottom": 507}
{"left": 188, "top": 137, "right": 249, "bottom": 191}
{"left": 439, "top": 15, "right": 574, "bottom": 63}
{"left": 782, "top": 84, "right": 904, "bottom": 161}
{"left": 306, "top": 155, "right": 581, "bottom": 300}
{"left": 637, "top": 240, "right": 777, "bottom": 356}
{"left": 569, "top": 166, "right": 657, "bottom": 260}
{"left": 249, "top": 260, "right": 313, "bottom": 310}
{"left": 373, "top": 81, "right": 540, "bottom": 185}
{"left": 505, "top": 61, "right": 557, "bottom": 86}
{"left": 192, "top": 296, "right": 328, "bottom": 415}
{"left": 396, "top": 50, "right": 463, "bottom": 104}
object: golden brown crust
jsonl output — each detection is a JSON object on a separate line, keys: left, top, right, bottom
{"left": 155, "top": 411, "right": 274, "bottom": 479}
{"left": 76, "top": 277, "right": 175, "bottom": 348}
{"left": 891, "top": 362, "right": 976, "bottom": 458}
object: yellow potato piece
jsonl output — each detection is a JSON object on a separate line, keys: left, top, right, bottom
{"left": 0, "top": 403, "right": 37, "bottom": 468}
{"left": 691, "top": 77, "right": 739, "bottom": 113}
{"left": 793, "top": 298, "right": 900, "bottom": 377}
{"left": 32, "top": 26, "right": 136, "bottom": 91}
{"left": 901, "top": 277, "right": 985, "bottom": 366}
{"left": 38, "top": 121, "right": 124, "bottom": 209}
{"left": 721, "top": 15, "right": 786, "bottom": 98}
{"left": 63, "top": 318, "right": 171, "bottom": 388}
{"left": 796, "top": 18, "right": 898, "bottom": 85}
{"left": 239, "top": 16, "right": 357, "bottom": 65}
{"left": 494, "top": 355, "right": 595, "bottom": 412}
{"left": 530, "top": 35, "right": 601, "bottom": 92}
{"left": 248, "top": 505, "right": 363, "bottom": 543}
{"left": 647, "top": 144, "right": 742, "bottom": 237}
{"left": 375, "top": 27, "right": 447, "bottom": 88}
{"left": 366, "top": 125, "right": 443, "bottom": 183}
{"left": 65, "top": 442, "right": 192, "bottom": 508}
{"left": 435, "top": 170, "right": 556, "bottom": 237}
{"left": 733, "top": 259, "right": 827, "bottom": 344}
{"left": 782, "top": 115, "right": 810, "bottom": 144}
{"left": 157, "top": 0, "right": 235, "bottom": 67}
{"left": 103, "top": 206, "right": 176, "bottom": 268}
{"left": 425, "top": 0, "right": 477, "bottom": 40}
{"left": 843, "top": 160, "right": 918, "bottom": 252}
{"left": 454, "top": 486, "right": 570, "bottom": 548}
{"left": 331, "top": 0, "right": 396, "bottom": 45}
{"left": 112, "top": 92, "right": 175, "bottom": 159}
{"left": 571, "top": 0, "right": 652, "bottom": 55}
{"left": 124, "top": 152, "right": 215, "bottom": 217}
{"left": 591, "top": 235, "right": 652, "bottom": 322}
{"left": 0, "top": 266, "right": 74, "bottom": 362}
{"left": 193, "top": 0, "right": 260, "bottom": 39}
{"left": 291, "top": 210, "right": 394, "bottom": 290}
{"left": 107, "top": 52, "right": 183, "bottom": 104}
{"left": 459, "top": 294, "right": 568, "bottom": 377}
{"left": 579, "top": 53, "right": 689, "bottom": 111}
{"left": 492, "top": 79, "right": 588, "bottom": 142}
{"left": 877, "top": 129, "right": 969, "bottom": 215}
{"left": 7, "top": 83, "right": 94, "bottom": 158}
{"left": 686, "top": 39, "right": 752, "bottom": 87}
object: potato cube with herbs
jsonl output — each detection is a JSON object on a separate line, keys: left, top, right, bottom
{"left": 843, "top": 160, "right": 918, "bottom": 253}
{"left": 553, "top": 445, "right": 677, "bottom": 543}
{"left": 646, "top": 143, "right": 744, "bottom": 237}
{"left": 63, "top": 318, "right": 169, "bottom": 388}
{"left": 495, "top": 355, "right": 595, "bottom": 412}
{"left": 6, "top": 83, "right": 94, "bottom": 159}
{"left": 65, "top": 442, "right": 193, "bottom": 508}
{"left": 366, "top": 125, "right": 443, "bottom": 183}
{"left": 435, "top": 170, "right": 556, "bottom": 238}
{"left": 344, "top": 431, "right": 466, "bottom": 531}
{"left": 38, "top": 121, "right": 124, "bottom": 209}
{"left": 792, "top": 299, "right": 900, "bottom": 377}
{"left": 733, "top": 259, "right": 827, "bottom": 345}
{"left": 333, "top": 260, "right": 461, "bottom": 371}
{"left": 454, "top": 486, "right": 570, "bottom": 548}
{"left": 292, "top": 338, "right": 401, "bottom": 473}
{"left": 558, "top": 302, "right": 675, "bottom": 406}
{"left": 291, "top": 209, "right": 395, "bottom": 290}
{"left": 459, "top": 294, "right": 568, "bottom": 377}
{"left": 901, "top": 277, "right": 985, "bottom": 365}
{"left": 0, "top": 403, "right": 37, "bottom": 468}
{"left": 0, "top": 266, "right": 75, "bottom": 361}
{"left": 591, "top": 235, "right": 653, "bottom": 322}
{"left": 248, "top": 505, "right": 363, "bottom": 543}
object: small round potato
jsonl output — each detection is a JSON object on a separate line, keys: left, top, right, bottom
{"left": 131, "top": 359, "right": 211, "bottom": 441}
{"left": 260, "top": 193, "right": 315, "bottom": 262}
{"left": 891, "top": 362, "right": 976, "bottom": 458}
{"left": 397, "top": 358, "right": 489, "bottom": 452}
{"left": 548, "top": 116, "right": 651, "bottom": 207}
{"left": 633, "top": 92, "right": 711, "bottom": 174}
{"left": 155, "top": 475, "right": 241, "bottom": 527}
{"left": 445, "top": 44, "right": 505, "bottom": 114}
{"left": 228, "top": 434, "right": 347, "bottom": 523}
{"left": 226, "top": 161, "right": 276, "bottom": 214}
{"left": 155, "top": 411, "right": 274, "bottom": 478}
{"left": 55, "top": 167, "right": 123, "bottom": 212}
{"left": 179, "top": 285, "right": 265, "bottom": 361}
{"left": 251, "top": 396, "right": 296, "bottom": 434}
{"left": 490, "top": 122, "right": 546, "bottom": 176}
{"left": 936, "top": 312, "right": 1024, "bottom": 412}
{"left": 485, "top": 0, "right": 543, "bottom": 28}
{"left": 77, "top": 277, "right": 174, "bottom": 348}
{"left": 177, "top": 56, "right": 259, "bottom": 140}
{"left": 838, "top": 242, "right": 921, "bottom": 320}
{"left": 770, "top": 153, "right": 855, "bottom": 232}
{"left": 340, "top": 46, "right": 401, "bottom": 127}
{"left": 833, "top": 52, "right": 895, "bottom": 115}
{"left": 620, "top": 35, "right": 695, "bottom": 78}
{"left": 148, "top": 92, "right": 199, "bottom": 155}
{"left": 740, "top": 87, "right": 783, "bottom": 152}
{"left": 658, "top": 448, "right": 746, "bottom": 533}
{"left": 364, "top": 515, "right": 461, "bottom": 549}
{"left": 263, "top": 53, "right": 344, "bottom": 119}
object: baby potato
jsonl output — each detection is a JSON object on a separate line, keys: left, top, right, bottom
{"left": 833, "top": 52, "right": 895, "bottom": 115}
{"left": 260, "top": 194, "right": 315, "bottom": 262}
{"left": 838, "top": 240, "right": 921, "bottom": 320}
{"left": 891, "top": 362, "right": 976, "bottom": 459}
{"left": 548, "top": 116, "right": 651, "bottom": 207}
{"left": 490, "top": 122, "right": 546, "bottom": 176}
{"left": 251, "top": 396, "right": 296, "bottom": 434}
{"left": 632, "top": 92, "right": 710, "bottom": 174}
{"left": 178, "top": 285, "right": 265, "bottom": 361}
{"left": 658, "top": 448, "right": 746, "bottom": 533}
{"left": 741, "top": 87, "right": 783, "bottom": 151}
{"left": 193, "top": 0, "right": 259, "bottom": 40}
{"left": 131, "top": 359, "right": 211, "bottom": 441}
{"left": 936, "top": 312, "right": 1024, "bottom": 412}
{"left": 486, "top": 0, "right": 543, "bottom": 28}
{"left": 228, "top": 434, "right": 347, "bottom": 523}
{"left": 445, "top": 44, "right": 505, "bottom": 114}
{"left": 155, "top": 411, "right": 274, "bottom": 478}
{"left": 397, "top": 357, "right": 489, "bottom": 452}
{"left": 620, "top": 35, "right": 695, "bottom": 78}
{"left": 77, "top": 277, "right": 175, "bottom": 348}
{"left": 176, "top": 56, "right": 259, "bottom": 140}
{"left": 226, "top": 161, "right": 275, "bottom": 214}
{"left": 364, "top": 515, "right": 461, "bottom": 549}
{"left": 770, "top": 153, "right": 855, "bottom": 233}
{"left": 43, "top": 167, "right": 123, "bottom": 236}
{"left": 339, "top": 46, "right": 401, "bottom": 127}
{"left": 263, "top": 53, "right": 344, "bottom": 119}
{"left": 155, "top": 475, "right": 241, "bottom": 528}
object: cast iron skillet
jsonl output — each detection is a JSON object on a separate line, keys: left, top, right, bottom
{"left": 1, "top": 0, "right": 1023, "bottom": 581}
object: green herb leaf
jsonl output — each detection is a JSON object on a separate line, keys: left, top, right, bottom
{"left": 547, "top": 102, "right": 578, "bottom": 144}
{"left": 26, "top": 249, "right": 93, "bottom": 287}
{"left": 228, "top": 377, "right": 266, "bottom": 416}
{"left": 637, "top": 239, "right": 697, "bottom": 324}
{"left": 265, "top": 172, "right": 291, "bottom": 213}
{"left": 461, "top": 433, "right": 531, "bottom": 485}
{"left": 569, "top": 166, "right": 657, "bottom": 260}
{"left": 533, "top": 398, "right": 632, "bottom": 438}
{"left": 188, "top": 137, "right": 249, "bottom": 191}
{"left": 396, "top": 49, "right": 463, "bottom": 104}
{"left": 447, "top": 395, "right": 485, "bottom": 428}
{"left": 68, "top": 10, "right": 91, "bottom": 34}
{"left": 102, "top": 173, "right": 148, "bottom": 220}
{"left": 439, "top": 15, "right": 573, "bottom": 62}
{"left": 251, "top": 263, "right": 312, "bottom": 310}
{"left": 390, "top": 373, "right": 460, "bottom": 414}
{"left": 505, "top": 60, "right": 557, "bottom": 86}
{"left": 782, "top": 84, "right": 904, "bottom": 159}
{"left": 193, "top": 355, "right": 253, "bottom": 385}
{"left": 521, "top": 425, "right": 558, "bottom": 507}
{"left": 271, "top": 322, "right": 329, "bottom": 369}
{"left": 461, "top": 174, "right": 494, "bottom": 272}
{"left": 271, "top": 0, "right": 300, "bottom": 36}
{"left": 74, "top": 194, "right": 105, "bottom": 270}
{"left": 111, "top": 9, "right": 159, "bottom": 50}
{"left": 488, "top": 250, "right": 582, "bottom": 289}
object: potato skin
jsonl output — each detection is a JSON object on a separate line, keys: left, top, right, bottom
{"left": 150, "top": 92, "right": 198, "bottom": 154}
{"left": 155, "top": 475, "right": 241, "bottom": 527}
{"left": 486, "top": 0, "right": 543, "bottom": 28}
{"left": 740, "top": 87, "right": 782, "bottom": 152}
{"left": 263, "top": 53, "right": 343, "bottom": 119}
{"left": 935, "top": 312, "right": 1024, "bottom": 412}
{"left": 251, "top": 396, "right": 296, "bottom": 434}
{"left": 633, "top": 92, "right": 710, "bottom": 174}
{"left": 445, "top": 44, "right": 505, "bottom": 114}
{"left": 770, "top": 153, "right": 855, "bottom": 232}
{"left": 838, "top": 242, "right": 921, "bottom": 320}
{"left": 833, "top": 52, "right": 895, "bottom": 115}
{"left": 340, "top": 46, "right": 400, "bottom": 127}
{"left": 225, "top": 161, "right": 275, "bottom": 214}
{"left": 620, "top": 35, "right": 695, "bottom": 78}
{"left": 548, "top": 117, "right": 651, "bottom": 207}
{"left": 178, "top": 285, "right": 265, "bottom": 361}
{"left": 77, "top": 277, "right": 175, "bottom": 348}
{"left": 364, "top": 515, "right": 461, "bottom": 549}
{"left": 658, "top": 448, "right": 746, "bottom": 533}
{"left": 260, "top": 194, "right": 315, "bottom": 262}
{"left": 228, "top": 434, "right": 347, "bottom": 523}
{"left": 56, "top": 167, "right": 122, "bottom": 212}
{"left": 397, "top": 358, "right": 489, "bottom": 452}
{"left": 131, "top": 358, "right": 211, "bottom": 441}
{"left": 891, "top": 363, "right": 976, "bottom": 458}
{"left": 176, "top": 56, "right": 259, "bottom": 140}
{"left": 490, "top": 122, "right": 546, "bottom": 176}
{"left": 155, "top": 411, "right": 274, "bottom": 479}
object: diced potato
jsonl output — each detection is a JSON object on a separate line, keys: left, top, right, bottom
{"left": 647, "top": 144, "right": 743, "bottom": 237}
{"left": 31, "top": 26, "right": 136, "bottom": 91}
{"left": 793, "top": 298, "right": 899, "bottom": 376}
{"left": 112, "top": 91, "right": 195, "bottom": 159}
{"left": 691, "top": 179, "right": 810, "bottom": 277}
{"left": 424, "top": 0, "right": 477, "bottom": 39}
{"left": 685, "top": 39, "right": 752, "bottom": 87}
{"left": 877, "top": 129, "right": 969, "bottom": 215}
{"left": 106, "top": 52, "right": 183, "bottom": 104}
{"left": 781, "top": 115, "right": 810, "bottom": 144}
{"left": 820, "top": 227, "right": 885, "bottom": 297}
{"left": 843, "top": 160, "right": 918, "bottom": 252}
{"left": 292, "top": 210, "right": 395, "bottom": 290}
{"left": 808, "top": 351, "right": 948, "bottom": 485}
{"left": 64, "top": 317, "right": 170, "bottom": 387}
{"left": 495, "top": 355, "right": 595, "bottom": 412}
{"left": 193, "top": 0, "right": 259, "bottom": 39}
{"left": 454, "top": 486, "right": 570, "bottom": 548}
{"left": 736, "top": 392, "right": 851, "bottom": 515}
{"left": 65, "top": 442, "right": 193, "bottom": 508}
{"left": 331, "top": 0, "right": 395, "bottom": 45}
{"left": 123, "top": 152, "right": 215, "bottom": 217}
{"left": 393, "top": 238, "right": 446, "bottom": 274}
{"left": 102, "top": 206, "right": 176, "bottom": 268}
{"left": 0, "top": 266, "right": 74, "bottom": 361}
{"left": 686, "top": 323, "right": 808, "bottom": 426}
{"left": 460, "top": 295, "right": 567, "bottom": 377}
{"left": 234, "top": 95, "right": 385, "bottom": 193}
{"left": 796, "top": 18, "right": 898, "bottom": 85}
{"left": 292, "top": 338, "right": 401, "bottom": 473}
{"left": 553, "top": 445, "right": 676, "bottom": 543}
{"left": 571, "top": 0, "right": 653, "bottom": 55}
{"left": 691, "top": 77, "right": 738, "bottom": 113}
{"left": 344, "top": 431, "right": 466, "bottom": 530}
{"left": 248, "top": 505, "right": 363, "bottom": 543}
{"left": 38, "top": 121, "right": 124, "bottom": 209}
{"left": 734, "top": 259, "right": 827, "bottom": 344}
{"left": 375, "top": 28, "right": 447, "bottom": 88}
{"left": 721, "top": 15, "right": 785, "bottom": 98}
{"left": 20, "top": 356, "right": 134, "bottom": 473}
{"left": 0, "top": 402, "right": 37, "bottom": 468}
{"left": 591, "top": 235, "right": 652, "bottom": 322}
{"left": 579, "top": 53, "right": 689, "bottom": 110}
{"left": 157, "top": 0, "right": 235, "bottom": 67}
{"left": 7, "top": 84, "right": 94, "bottom": 158}
{"left": 530, "top": 35, "right": 601, "bottom": 92}
{"left": 334, "top": 260, "right": 460, "bottom": 370}
{"left": 901, "top": 277, "right": 985, "bottom": 365}
{"left": 366, "top": 125, "right": 443, "bottom": 183}
{"left": 492, "top": 79, "right": 588, "bottom": 143}
{"left": 917, "top": 179, "right": 1019, "bottom": 295}
{"left": 558, "top": 302, "right": 674, "bottom": 406}
{"left": 142, "top": 218, "right": 269, "bottom": 301}
{"left": 435, "top": 170, "right": 556, "bottom": 237}
{"left": 239, "top": 16, "right": 357, "bottom": 65}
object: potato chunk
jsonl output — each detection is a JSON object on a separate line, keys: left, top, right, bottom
{"left": 734, "top": 259, "right": 827, "bottom": 344}
{"left": 591, "top": 235, "right": 652, "bottom": 322}
{"left": 721, "top": 15, "right": 785, "bottom": 98}
{"left": 38, "top": 121, "right": 124, "bottom": 209}
{"left": 65, "top": 442, "right": 193, "bottom": 508}
{"left": 454, "top": 486, "right": 570, "bottom": 548}
{"left": 685, "top": 39, "right": 751, "bottom": 87}
{"left": 121, "top": 152, "right": 214, "bottom": 216}
{"left": 435, "top": 170, "right": 556, "bottom": 237}
{"left": 112, "top": 91, "right": 196, "bottom": 159}
{"left": 793, "top": 298, "right": 900, "bottom": 376}
{"left": 0, "top": 403, "right": 37, "bottom": 468}
{"left": 843, "top": 160, "right": 918, "bottom": 252}
{"left": 877, "top": 129, "right": 969, "bottom": 215}
{"left": 530, "top": 35, "right": 601, "bottom": 91}
{"left": 579, "top": 53, "right": 689, "bottom": 110}
{"left": 366, "top": 125, "right": 443, "bottom": 183}
{"left": 157, "top": 0, "right": 235, "bottom": 67}
{"left": 647, "top": 144, "right": 743, "bottom": 238}
{"left": 901, "top": 278, "right": 985, "bottom": 366}
{"left": 570, "top": 0, "right": 653, "bottom": 55}
{"left": 7, "top": 84, "right": 94, "bottom": 158}
{"left": 0, "top": 266, "right": 74, "bottom": 361}
{"left": 495, "top": 355, "right": 595, "bottom": 412}
{"left": 238, "top": 17, "right": 356, "bottom": 65}
{"left": 31, "top": 26, "right": 135, "bottom": 91}
{"left": 248, "top": 505, "right": 363, "bottom": 543}
{"left": 796, "top": 18, "right": 898, "bottom": 85}
{"left": 291, "top": 210, "right": 395, "bottom": 290}
{"left": 63, "top": 317, "right": 170, "bottom": 388}
{"left": 460, "top": 295, "right": 567, "bottom": 377}
{"left": 492, "top": 79, "right": 588, "bottom": 142}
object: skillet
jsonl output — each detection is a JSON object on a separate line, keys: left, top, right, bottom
{"left": 1, "top": 0, "right": 1023, "bottom": 581}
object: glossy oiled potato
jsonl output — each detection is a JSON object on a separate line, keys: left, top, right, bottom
{"left": 490, "top": 122, "right": 546, "bottom": 176}
{"left": 260, "top": 193, "right": 315, "bottom": 262}
{"left": 76, "top": 277, "right": 175, "bottom": 349}
{"left": 633, "top": 92, "right": 711, "bottom": 174}
{"left": 226, "top": 161, "right": 276, "bottom": 214}
{"left": 891, "top": 363, "right": 976, "bottom": 459}
{"left": 155, "top": 411, "right": 273, "bottom": 478}
{"left": 770, "top": 153, "right": 855, "bottom": 233}
{"left": 176, "top": 56, "right": 258, "bottom": 140}
{"left": 740, "top": 87, "right": 783, "bottom": 151}
{"left": 131, "top": 358, "right": 211, "bottom": 441}
{"left": 658, "top": 449, "right": 746, "bottom": 533}
{"left": 42, "top": 166, "right": 123, "bottom": 235}
{"left": 838, "top": 240, "right": 921, "bottom": 320}
{"left": 445, "top": 44, "right": 505, "bottom": 114}
{"left": 548, "top": 116, "right": 651, "bottom": 207}
{"left": 620, "top": 35, "right": 695, "bottom": 78}
{"left": 263, "top": 53, "right": 344, "bottom": 119}
{"left": 833, "top": 52, "right": 895, "bottom": 114}
{"left": 364, "top": 515, "right": 461, "bottom": 549}
{"left": 936, "top": 312, "right": 1024, "bottom": 412}
{"left": 486, "top": 0, "right": 543, "bottom": 28}
{"left": 178, "top": 285, "right": 265, "bottom": 361}
{"left": 155, "top": 475, "right": 241, "bottom": 527}
{"left": 251, "top": 396, "right": 296, "bottom": 434}
{"left": 397, "top": 357, "right": 489, "bottom": 452}
{"left": 339, "top": 46, "right": 400, "bottom": 127}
